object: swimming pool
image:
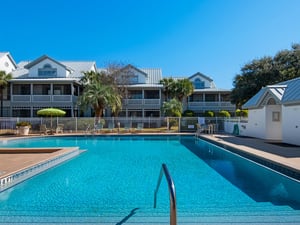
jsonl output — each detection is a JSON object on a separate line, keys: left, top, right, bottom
{"left": 0, "top": 135, "right": 299, "bottom": 224}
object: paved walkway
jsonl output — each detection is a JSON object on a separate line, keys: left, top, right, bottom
{"left": 0, "top": 146, "right": 79, "bottom": 179}
{"left": 200, "top": 134, "right": 300, "bottom": 175}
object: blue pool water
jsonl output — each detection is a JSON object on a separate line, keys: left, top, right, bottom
{"left": 0, "top": 135, "right": 299, "bottom": 223}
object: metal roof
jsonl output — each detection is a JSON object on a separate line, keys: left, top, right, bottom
{"left": 0, "top": 52, "right": 18, "bottom": 69}
{"left": 243, "top": 77, "right": 300, "bottom": 108}
{"left": 12, "top": 60, "right": 95, "bottom": 80}
{"left": 243, "top": 88, "right": 266, "bottom": 109}
{"left": 61, "top": 61, "right": 96, "bottom": 78}
{"left": 140, "top": 68, "right": 162, "bottom": 84}
{"left": 280, "top": 77, "right": 300, "bottom": 105}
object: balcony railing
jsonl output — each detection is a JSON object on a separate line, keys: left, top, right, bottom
{"left": 122, "top": 99, "right": 161, "bottom": 109}
{"left": 11, "top": 95, "right": 75, "bottom": 103}
{"left": 187, "top": 101, "right": 235, "bottom": 110}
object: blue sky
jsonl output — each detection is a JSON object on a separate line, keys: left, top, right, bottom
{"left": 1, "top": 0, "right": 300, "bottom": 89}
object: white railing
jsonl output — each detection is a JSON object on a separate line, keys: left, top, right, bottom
{"left": 32, "top": 95, "right": 52, "bottom": 102}
{"left": 52, "top": 95, "right": 72, "bottom": 102}
{"left": 11, "top": 95, "right": 74, "bottom": 103}
{"left": 188, "top": 101, "right": 235, "bottom": 110}
{"left": 12, "top": 95, "right": 31, "bottom": 102}
{"left": 123, "top": 99, "right": 160, "bottom": 104}
{"left": 0, "top": 116, "right": 237, "bottom": 134}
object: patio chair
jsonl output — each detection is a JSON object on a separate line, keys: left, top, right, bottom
{"left": 94, "top": 123, "right": 103, "bottom": 133}
{"left": 196, "top": 123, "right": 204, "bottom": 135}
{"left": 108, "top": 122, "right": 114, "bottom": 132}
{"left": 135, "top": 123, "right": 143, "bottom": 132}
{"left": 124, "top": 122, "right": 131, "bottom": 132}
{"left": 40, "top": 124, "right": 51, "bottom": 135}
{"left": 55, "top": 124, "right": 64, "bottom": 134}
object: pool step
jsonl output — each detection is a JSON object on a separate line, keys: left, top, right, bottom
{"left": 0, "top": 204, "right": 299, "bottom": 224}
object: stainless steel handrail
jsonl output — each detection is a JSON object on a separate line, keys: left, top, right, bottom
{"left": 154, "top": 163, "right": 177, "bottom": 225}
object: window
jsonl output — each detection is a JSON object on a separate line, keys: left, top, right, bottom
{"left": 13, "top": 84, "right": 31, "bottom": 95}
{"left": 220, "top": 93, "right": 230, "bottom": 101}
{"left": 73, "top": 85, "right": 79, "bottom": 96}
{"left": 205, "top": 94, "right": 217, "bottom": 102}
{"left": 128, "top": 110, "right": 142, "bottom": 117}
{"left": 33, "top": 84, "right": 50, "bottom": 95}
{"left": 272, "top": 112, "right": 280, "bottom": 121}
{"left": 38, "top": 64, "right": 57, "bottom": 77}
{"left": 189, "top": 94, "right": 203, "bottom": 102}
{"left": 128, "top": 90, "right": 142, "bottom": 99}
{"left": 12, "top": 109, "right": 31, "bottom": 117}
{"left": 267, "top": 98, "right": 276, "bottom": 105}
{"left": 145, "top": 110, "right": 160, "bottom": 117}
{"left": 129, "top": 75, "right": 139, "bottom": 83}
{"left": 144, "top": 90, "right": 159, "bottom": 99}
{"left": 194, "top": 78, "right": 204, "bottom": 89}
{"left": 53, "top": 84, "right": 71, "bottom": 95}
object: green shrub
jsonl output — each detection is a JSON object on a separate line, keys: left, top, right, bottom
{"left": 183, "top": 110, "right": 195, "bottom": 117}
{"left": 218, "top": 110, "right": 231, "bottom": 117}
{"left": 236, "top": 109, "right": 248, "bottom": 117}
{"left": 16, "top": 121, "right": 31, "bottom": 127}
{"left": 205, "top": 111, "right": 214, "bottom": 117}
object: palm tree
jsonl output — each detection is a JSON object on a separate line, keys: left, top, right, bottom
{"left": 160, "top": 78, "right": 175, "bottom": 101}
{"left": 162, "top": 98, "right": 182, "bottom": 130}
{"left": 78, "top": 69, "right": 123, "bottom": 124}
{"left": 0, "top": 71, "right": 12, "bottom": 117}
{"left": 162, "top": 98, "right": 182, "bottom": 117}
{"left": 78, "top": 82, "right": 121, "bottom": 119}
{"left": 174, "top": 78, "right": 194, "bottom": 102}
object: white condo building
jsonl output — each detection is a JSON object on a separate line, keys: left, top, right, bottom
{"left": 0, "top": 52, "right": 235, "bottom": 117}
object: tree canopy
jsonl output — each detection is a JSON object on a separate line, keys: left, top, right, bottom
{"left": 78, "top": 64, "right": 129, "bottom": 119}
{"left": 162, "top": 98, "right": 182, "bottom": 117}
{"left": 231, "top": 43, "right": 300, "bottom": 108}
{"left": 0, "top": 70, "right": 12, "bottom": 117}
{"left": 160, "top": 78, "right": 194, "bottom": 102}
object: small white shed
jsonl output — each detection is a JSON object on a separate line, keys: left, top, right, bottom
{"left": 243, "top": 77, "right": 300, "bottom": 145}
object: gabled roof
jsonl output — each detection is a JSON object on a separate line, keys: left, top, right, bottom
{"left": 243, "top": 85, "right": 287, "bottom": 109}
{"left": 279, "top": 77, "right": 300, "bottom": 105}
{"left": 103, "top": 64, "right": 162, "bottom": 84}
{"left": 12, "top": 59, "right": 96, "bottom": 80}
{"left": 140, "top": 68, "right": 162, "bottom": 84}
{"left": 242, "top": 78, "right": 300, "bottom": 109}
{"left": 189, "top": 72, "right": 213, "bottom": 82}
{"left": 62, "top": 61, "right": 96, "bottom": 78}
{"left": 120, "top": 64, "right": 148, "bottom": 77}
{"left": 24, "top": 55, "right": 73, "bottom": 72}
{"left": 0, "top": 52, "right": 17, "bottom": 69}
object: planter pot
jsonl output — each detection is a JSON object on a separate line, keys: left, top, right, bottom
{"left": 17, "top": 126, "right": 30, "bottom": 136}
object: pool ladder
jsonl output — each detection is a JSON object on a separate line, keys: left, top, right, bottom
{"left": 154, "top": 163, "right": 177, "bottom": 225}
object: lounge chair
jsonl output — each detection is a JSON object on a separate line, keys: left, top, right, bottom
{"left": 94, "top": 123, "right": 103, "bottom": 133}
{"left": 135, "top": 123, "right": 143, "bottom": 132}
{"left": 196, "top": 123, "right": 204, "bottom": 135}
{"left": 40, "top": 124, "right": 51, "bottom": 135}
{"left": 56, "top": 124, "right": 64, "bottom": 134}
{"left": 124, "top": 122, "right": 131, "bottom": 132}
{"left": 108, "top": 122, "right": 114, "bottom": 132}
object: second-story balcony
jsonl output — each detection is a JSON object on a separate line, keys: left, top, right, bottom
{"left": 11, "top": 95, "right": 78, "bottom": 103}
{"left": 187, "top": 101, "right": 236, "bottom": 111}
{"left": 122, "top": 99, "right": 161, "bottom": 109}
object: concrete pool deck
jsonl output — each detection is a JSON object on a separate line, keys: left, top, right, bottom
{"left": 0, "top": 147, "right": 80, "bottom": 180}
{"left": 199, "top": 134, "right": 300, "bottom": 180}
{"left": 0, "top": 133, "right": 300, "bottom": 182}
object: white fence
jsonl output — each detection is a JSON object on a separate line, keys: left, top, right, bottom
{"left": 0, "top": 117, "right": 243, "bottom": 134}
